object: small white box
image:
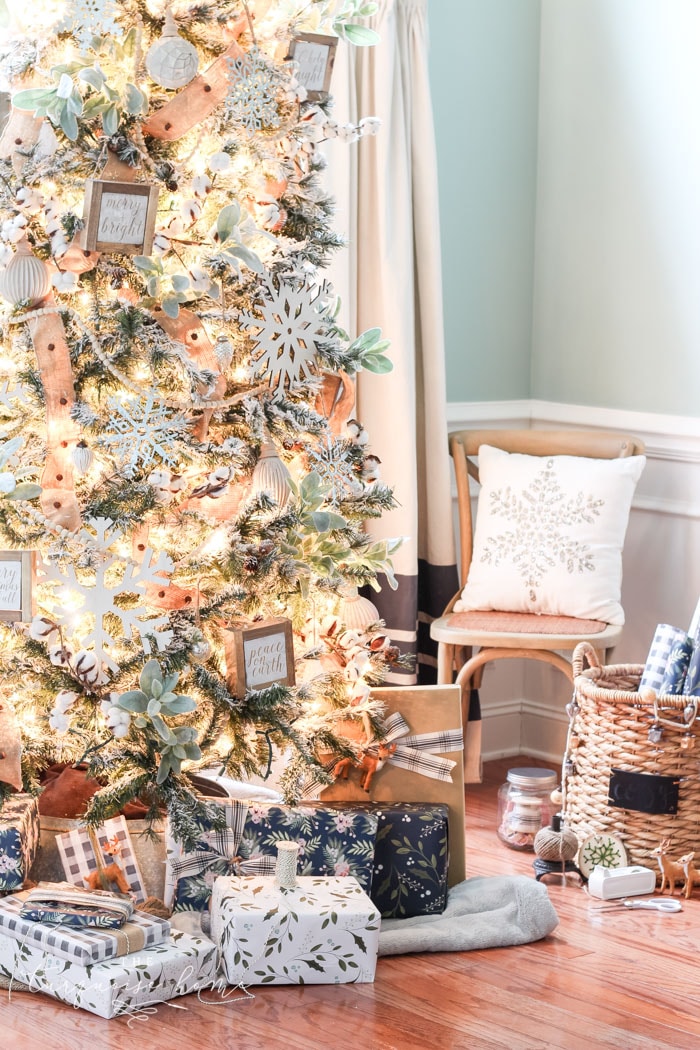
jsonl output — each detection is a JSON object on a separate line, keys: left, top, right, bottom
{"left": 212, "top": 875, "right": 380, "bottom": 985}
{"left": 588, "top": 864, "right": 657, "bottom": 900}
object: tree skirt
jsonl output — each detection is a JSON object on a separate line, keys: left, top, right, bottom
{"left": 377, "top": 875, "right": 559, "bottom": 956}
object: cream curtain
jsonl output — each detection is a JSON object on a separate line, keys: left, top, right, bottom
{"left": 325, "top": 0, "right": 482, "bottom": 780}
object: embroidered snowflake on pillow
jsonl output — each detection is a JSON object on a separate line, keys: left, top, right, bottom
{"left": 480, "top": 458, "right": 604, "bottom": 602}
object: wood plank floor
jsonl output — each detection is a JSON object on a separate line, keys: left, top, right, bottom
{"left": 3, "top": 756, "right": 700, "bottom": 1050}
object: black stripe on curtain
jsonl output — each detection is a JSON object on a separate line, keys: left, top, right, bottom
{"left": 363, "top": 560, "right": 461, "bottom": 685}
{"left": 417, "top": 558, "right": 459, "bottom": 684}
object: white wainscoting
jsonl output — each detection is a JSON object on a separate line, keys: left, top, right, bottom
{"left": 446, "top": 400, "right": 700, "bottom": 767}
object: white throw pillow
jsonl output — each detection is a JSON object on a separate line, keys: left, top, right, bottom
{"left": 455, "top": 445, "right": 646, "bottom": 625}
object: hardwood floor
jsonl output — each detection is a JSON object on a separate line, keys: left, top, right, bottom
{"left": 3, "top": 756, "right": 700, "bottom": 1050}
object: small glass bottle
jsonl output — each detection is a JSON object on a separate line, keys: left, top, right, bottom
{"left": 497, "top": 767, "right": 558, "bottom": 851}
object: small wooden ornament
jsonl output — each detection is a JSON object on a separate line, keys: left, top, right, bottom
{"left": 223, "top": 617, "right": 296, "bottom": 699}
{"left": 287, "top": 33, "right": 338, "bottom": 101}
{"left": 0, "top": 237, "right": 51, "bottom": 307}
{"left": 145, "top": 8, "right": 200, "bottom": 90}
{"left": 0, "top": 551, "right": 33, "bottom": 622}
{"left": 80, "top": 180, "right": 159, "bottom": 256}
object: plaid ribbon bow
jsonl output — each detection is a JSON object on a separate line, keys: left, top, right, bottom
{"left": 367, "top": 712, "right": 461, "bottom": 783}
{"left": 169, "top": 800, "right": 276, "bottom": 884}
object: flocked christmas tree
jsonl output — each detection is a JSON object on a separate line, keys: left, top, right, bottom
{"left": 0, "top": 0, "right": 404, "bottom": 848}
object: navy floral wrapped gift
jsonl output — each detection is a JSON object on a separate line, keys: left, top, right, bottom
{"left": 320, "top": 801, "right": 450, "bottom": 918}
{"left": 167, "top": 799, "right": 378, "bottom": 914}
{"left": 0, "top": 794, "right": 40, "bottom": 894}
{"left": 238, "top": 803, "right": 379, "bottom": 891}
{"left": 370, "top": 802, "right": 450, "bottom": 918}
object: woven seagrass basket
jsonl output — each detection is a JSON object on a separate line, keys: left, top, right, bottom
{"left": 563, "top": 642, "right": 700, "bottom": 871}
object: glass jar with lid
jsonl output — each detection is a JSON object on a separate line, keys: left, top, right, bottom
{"left": 497, "top": 767, "right": 558, "bottom": 851}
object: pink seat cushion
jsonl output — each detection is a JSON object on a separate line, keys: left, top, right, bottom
{"left": 446, "top": 609, "right": 608, "bottom": 635}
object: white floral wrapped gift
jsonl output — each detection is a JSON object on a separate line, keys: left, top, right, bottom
{"left": 211, "top": 875, "right": 380, "bottom": 986}
{"left": 0, "top": 929, "right": 217, "bottom": 1018}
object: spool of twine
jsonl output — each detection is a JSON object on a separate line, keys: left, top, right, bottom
{"left": 534, "top": 815, "right": 579, "bottom": 862}
{"left": 275, "top": 841, "right": 299, "bottom": 890}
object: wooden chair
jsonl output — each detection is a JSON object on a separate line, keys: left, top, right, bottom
{"left": 430, "top": 429, "right": 645, "bottom": 773}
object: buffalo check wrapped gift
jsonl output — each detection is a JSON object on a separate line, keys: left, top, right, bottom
{"left": 0, "top": 928, "right": 217, "bottom": 1018}
{"left": 0, "top": 793, "right": 39, "bottom": 894}
{"left": 166, "top": 798, "right": 378, "bottom": 914}
{"left": 0, "top": 890, "right": 170, "bottom": 964}
{"left": 212, "top": 874, "right": 380, "bottom": 986}
{"left": 56, "top": 815, "right": 147, "bottom": 903}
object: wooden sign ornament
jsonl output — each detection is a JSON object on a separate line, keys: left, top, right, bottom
{"left": 0, "top": 551, "right": 34, "bottom": 623}
{"left": 287, "top": 33, "right": 338, "bottom": 101}
{"left": 223, "top": 617, "right": 295, "bottom": 699}
{"left": 80, "top": 180, "right": 159, "bottom": 256}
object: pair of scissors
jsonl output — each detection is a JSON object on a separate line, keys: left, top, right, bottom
{"left": 595, "top": 897, "right": 682, "bottom": 912}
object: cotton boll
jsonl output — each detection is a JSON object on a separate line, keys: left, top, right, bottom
{"left": 192, "top": 174, "right": 212, "bottom": 198}
{"left": 54, "top": 689, "right": 79, "bottom": 713}
{"left": 51, "top": 270, "right": 78, "bottom": 293}
{"left": 29, "top": 616, "right": 57, "bottom": 641}
{"left": 49, "top": 711, "right": 71, "bottom": 733}
{"left": 48, "top": 643, "right": 72, "bottom": 667}
{"left": 209, "top": 151, "right": 231, "bottom": 172}
{"left": 359, "top": 116, "right": 382, "bottom": 137}
{"left": 181, "top": 198, "right": 203, "bottom": 224}
{"left": 0, "top": 472, "right": 16, "bottom": 494}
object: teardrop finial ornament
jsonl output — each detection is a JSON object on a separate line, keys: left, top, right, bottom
{"left": 145, "top": 8, "right": 200, "bottom": 90}
{"left": 0, "top": 237, "right": 51, "bottom": 308}
{"left": 252, "top": 438, "right": 291, "bottom": 510}
{"left": 338, "top": 587, "right": 380, "bottom": 630}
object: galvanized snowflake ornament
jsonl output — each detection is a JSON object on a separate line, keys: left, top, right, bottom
{"left": 224, "top": 46, "right": 282, "bottom": 134}
{"left": 239, "top": 276, "right": 331, "bottom": 398}
{"left": 40, "top": 518, "right": 174, "bottom": 673}
{"left": 98, "top": 393, "right": 188, "bottom": 478}
{"left": 307, "top": 437, "right": 362, "bottom": 505}
{"left": 58, "top": 0, "right": 122, "bottom": 53}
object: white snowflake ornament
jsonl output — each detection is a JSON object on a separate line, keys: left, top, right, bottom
{"left": 239, "top": 276, "right": 331, "bottom": 399}
{"left": 40, "top": 517, "right": 174, "bottom": 673}
{"left": 99, "top": 393, "right": 188, "bottom": 478}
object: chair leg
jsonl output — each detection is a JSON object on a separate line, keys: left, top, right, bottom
{"left": 437, "top": 642, "right": 455, "bottom": 685}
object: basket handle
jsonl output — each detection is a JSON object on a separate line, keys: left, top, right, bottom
{"left": 572, "top": 642, "right": 603, "bottom": 678}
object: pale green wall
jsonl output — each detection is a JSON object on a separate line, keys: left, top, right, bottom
{"left": 532, "top": 0, "right": 700, "bottom": 415}
{"left": 429, "top": 0, "right": 541, "bottom": 403}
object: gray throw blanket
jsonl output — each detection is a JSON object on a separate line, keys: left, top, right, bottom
{"left": 378, "top": 875, "right": 559, "bottom": 956}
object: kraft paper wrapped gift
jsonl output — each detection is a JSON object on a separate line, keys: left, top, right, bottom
{"left": 320, "top": 685, "right": 466, "bottom": 886}
{"left": 165, "top": 798, "right": 378, "bottom": 913}
{"left": 0, "top": 928, "right": 217, "bottom": 1018}
{"left": 212, "top": 875, "right": 380, "bottom": 985}
{"left": 0, "top": 793, "right": 39, "bottom": 894}
{"left": 0, "top": 891, "right": 170, "bottom": 964}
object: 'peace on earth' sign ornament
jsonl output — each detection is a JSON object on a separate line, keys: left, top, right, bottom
{"left": 80, "top": 180, "right": 160, "bottom": 255}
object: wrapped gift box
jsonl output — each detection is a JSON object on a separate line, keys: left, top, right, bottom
{"left": 56, "top": 815, "right": 147, "bottom": 902}
{"left": 320, "top": 801, "right": 449, "bottom": 918}
{"left": 0, "top": 929, "right": 217, "bottom": 1018}
{"left": 0, "top": 892, "right": 170, "bottom": 964}
{"left": 0, "top": 794, "right": 39, "bottom": 894}
{"left": 166, "top": 799, "right": 377, "bottom": 914}
{"left": 212, "top": 875, "right": 380, "bottom": 985}
{"left": 319, "top": 685, "right": 466, "bottom": 886}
